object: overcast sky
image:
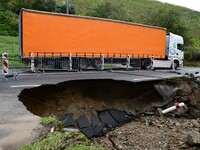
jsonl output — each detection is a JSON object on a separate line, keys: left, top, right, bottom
{"left": 156, "top": 0, "right": 200, "bottom": 12}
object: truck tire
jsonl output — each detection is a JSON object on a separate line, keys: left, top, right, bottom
{"left": 92, "top": 59, "right": 102, "bottom": 69}
{"left": 174, "top": 60, "right": 179, "bottom": 69}
{"left": 80, "top": 58, "right": 90, "bottom": 69}
{"left": 143, "top": 59, "right": 151, "bottom": 69}
{"left": 61, "top": 61, "right": 69, "bottom": 69}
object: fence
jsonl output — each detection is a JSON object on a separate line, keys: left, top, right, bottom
{"left": 25, "top": 55, "right": 142, "bottom": 71}
{"left": 0, "top": 52, "right": 142, "bottom": 76}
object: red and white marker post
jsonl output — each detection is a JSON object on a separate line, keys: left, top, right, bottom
{"left": 2, "top": 52, "right": 9, "bottom": 76}
{"left": 31, "top": 52, "right": 35, "bottom": 72}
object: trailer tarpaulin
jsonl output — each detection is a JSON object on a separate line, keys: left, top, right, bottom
{"left": 20, "top": 9, "right": 166, "bottom": 58}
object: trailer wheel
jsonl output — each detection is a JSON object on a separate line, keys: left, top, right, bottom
{"left": 143, "top": 59, "right": 151, "bottom": 69}
{"left": 80, "top": 58, "right": 90, "bottom": 69}
{"left": 92, "top": 59, "right": 102, "bottom": 69}
{"left": 61, "top": 61, "right": 69, "bottom": 69}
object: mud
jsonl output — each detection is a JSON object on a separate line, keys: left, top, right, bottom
{"left": 18, "top": 77, "right": 200, "bottom": 119}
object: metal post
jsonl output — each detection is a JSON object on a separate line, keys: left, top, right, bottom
{"left": 66, "top": 0, "right": 69, "bottom": 14}
{"left": 12, "top": 58, "right": 14, "bottom": 75}
{"left": 41, "top": 57, "right": 44, "bottom": 73}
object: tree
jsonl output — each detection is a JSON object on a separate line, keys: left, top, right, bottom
{"left": 142, "top": 5, "right": 190, "bottom": 45}
{"left": 87, "top": 0, "right": 132, "bottom": 22}
{"left": 0, "top": 10, "right": 18, "bottom": 36}
{"left": 31, "top": 0, "right": 56, "bottom": 12}
{"left": 55, "top": 4, "right": 75, "bottom": 14}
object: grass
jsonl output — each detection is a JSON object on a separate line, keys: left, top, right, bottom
{"left": 19, "top": 116, "right": 105, "bottom": 150}
{"left": 0, "top": 35, "right": 19, "bottom": 57}
{"left": 41, "top": 116, "right": 59, "bottom": 126}
{"left": 184, "top": 60, "right": 200, "bottom": 67}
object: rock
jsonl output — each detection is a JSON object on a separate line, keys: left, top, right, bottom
{"left": 186, "top": 131, "right": 200, "bottom": 145}
{"left": 176, "top": 88, "right": 192, "bottom": 96}
{"left": 191, "top": 119, "right": 200, "bottom": 128}
{"left": 156, "top": 108, "right": 163, "bottom": 117}
{"left": 190, "top": 107, "right": 200, "bottom": 118}
{"left": 197, "top": 118, "right": 200, "bottom": 124}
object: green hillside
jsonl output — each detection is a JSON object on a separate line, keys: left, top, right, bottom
{"left": 0, "top": 0, "right": 200, "bottom": 59}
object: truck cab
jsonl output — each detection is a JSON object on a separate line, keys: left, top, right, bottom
{"left": 166, "top": 32, "right": 184, "bottom": 68}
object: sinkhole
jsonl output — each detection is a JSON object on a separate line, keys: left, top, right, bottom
{"left": 18, "top": 79, "right": 168, "bottom": 117}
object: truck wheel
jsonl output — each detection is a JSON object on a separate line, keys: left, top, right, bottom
{"left": 174, "top": 60, "right": 179, "bottom": 69}
{"left": 92, "top": 59, "right": 102, "bottom": 69}
{"left": 61, "top": 61, "right": 69, "bottom": 69}
{"left": 80, "top": 58, "right": 90, "bottom": 69}
{"left": 143, "top": 59, "right": 151, "bottom": 69}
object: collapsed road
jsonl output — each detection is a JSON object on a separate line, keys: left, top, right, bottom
{"left": 0, "top": 69, "right": 200, "bottom": 149}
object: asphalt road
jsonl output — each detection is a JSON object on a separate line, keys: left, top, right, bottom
{"left": 0, "top": 68, "right": 199, "bottom": 149}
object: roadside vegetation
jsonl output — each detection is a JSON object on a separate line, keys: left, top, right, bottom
{"left": 19, "top": 116, "right": 105, "bottom": 150}
{"left": 0, "top": 35, "right": 28, "bottom": 68}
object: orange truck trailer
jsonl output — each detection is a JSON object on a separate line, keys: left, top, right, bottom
{"left": 19, "top": 9, "right": 184, "bottom": 69}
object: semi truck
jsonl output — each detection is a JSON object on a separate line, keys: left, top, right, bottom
{"left": 19, "top": 9, "right": 184, "bottom": 69}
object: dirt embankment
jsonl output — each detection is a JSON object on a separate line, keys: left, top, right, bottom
{"left": 18, "top": 77, "right": 200, "bottom": 149}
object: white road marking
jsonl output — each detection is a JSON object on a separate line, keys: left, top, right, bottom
{"left": 11, "top": 85, "right": 41, "bottom": 88}
{"left": 17, "top": 74, "right": 38, "bottom": 76}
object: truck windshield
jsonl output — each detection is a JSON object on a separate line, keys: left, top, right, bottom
{"left": 177, "top": 44, "right": 184, "bottom": 51}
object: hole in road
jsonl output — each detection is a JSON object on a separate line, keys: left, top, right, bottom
{"left": 18, "top": 79, "right": 165, "bottom": 117}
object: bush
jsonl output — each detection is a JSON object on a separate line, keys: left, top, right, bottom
{"left": 0, "top": 11, "right": 18, "bottom": 36}
{"left": 191, "top": 51, "right": 200, "bottom": 61}
{"left": 184, "top": 51, "right": 192, "bottom": 61}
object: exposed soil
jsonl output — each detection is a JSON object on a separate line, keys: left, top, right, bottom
{"left": 91, "top": 116, "right": 200, "bottom": 149}
{"left": 18, "top": 77, "right": 200, "bottom": 149}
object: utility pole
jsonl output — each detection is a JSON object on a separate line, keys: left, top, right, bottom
{"left": 66, "top": 0, "right": 69, "bottom": 14}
